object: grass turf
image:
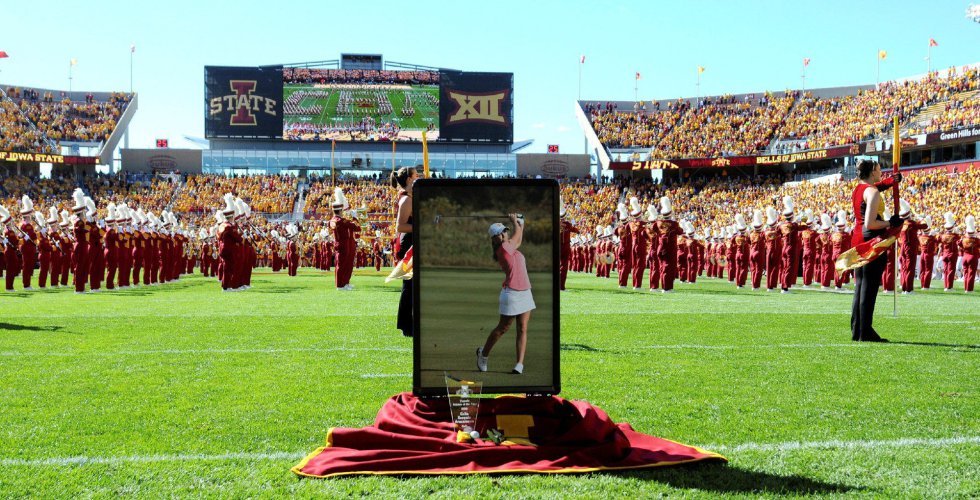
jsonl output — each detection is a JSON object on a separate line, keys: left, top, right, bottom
{"left": 0, "top": 269, "right": 977, "bottom": 497}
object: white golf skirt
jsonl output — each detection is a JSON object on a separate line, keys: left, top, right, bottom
{"left": 499, "top": 287, "right": 535, "bottom": 316}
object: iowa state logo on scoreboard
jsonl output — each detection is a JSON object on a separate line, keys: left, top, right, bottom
{"left": 439, "top": 71, "right": 513, "bottom": 143}
{"left": 209, "top": 80, "right": 279, "bottom": 126}
{"left": 204, "top": 66, "right": 283, "bottom": 139}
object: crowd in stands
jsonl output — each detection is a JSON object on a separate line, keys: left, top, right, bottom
{"left": 1, "top": 86, "right": 132, "bottom": 152}
{"left": 284, "top": 68, "right": 439, "bottom": 86}
{"left": 172, "top": 174, "right": 298, "bottom": 214}
{"left": 587, "top": 66, "right": 980, "bottom": 160}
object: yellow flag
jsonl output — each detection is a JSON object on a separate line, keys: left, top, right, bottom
{"left": 879, "top": 50, "right": 887, "bottom": 60}
{"left": 391, "top": 140, "right": 397, "bottom": 174}
{"left": 421, "top": 131, "right": 430, "bottom": 178}
{"left": 698, "top": 66, "right": 705, "bottom": 74}
{"left": 70, "top": 58, "right": 78, "bottom": 66}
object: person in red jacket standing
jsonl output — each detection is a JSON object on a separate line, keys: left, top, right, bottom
{"left": 645, "top": 206, "right": 661, "bottom": 291}
{"left": 559, "top": 203, "right": 579, "bottom": 291}
{"left": 1, "top": 205, "right": 21, "bottom": 292}
{"left": 917, "top": 216, "right": 937, "bottom": 290}
{"left": 799, "top": 211, "right": 817, "bottom": 287}
{"left": 18, "top": 196, "right": 39, "bottom": 290}
{"left": 732, "top": 214, "right": 750, "bottom": 288}
{"left": 330, "top": 188, "right": 360, "bottom": 291}
{"left": 614, "top": 203, "right": 632, "bottom": 289}
{"left": 69, "top": 189, "right": 90, "bottom": 294}
{"left": 217, "top": 194, "right": 242, "bottom": 291}
{"left": 960, "top": 216, "right": 978, "bottom": 293}
{"left": 748, "top": 210, "right": 766, "bottom": 291}
{"left": 897, "top": 200, "right": 928, "bottom": 294}
{"left": 938, "top": 212, "right": 961, "bottom": 292}
{"left": 58, "top": 210, "right": 72, "bottom": 287}
{"left": 103, "top": 204, "right": 120, "bottom": 290}
{"left": 34, "top": 210, "right": 53, "bottom": 289}
{"left": 656, "top": 197, "right": 681, "bottom": 293}
{"left": 763, "top": 208, "right": 781, "bottom": 292}
{"left": 286, "top": 223, "right": 300, "bottom": 276}
{"left": 627, "top": 198, "right": 648, "bottom": 290}
{"left": 777, "top": 196, "right": 798, "bottom": 293}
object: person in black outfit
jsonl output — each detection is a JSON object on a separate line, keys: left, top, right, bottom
{"left": 391, "top": 167, "right": 419, "bottom": 337}
{"left": 850, "top": 160, "right": 903, "bottom": 342}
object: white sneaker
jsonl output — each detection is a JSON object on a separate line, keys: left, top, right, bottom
{"left": 781, "top": 289, "right": 790, "bottom": 294}
{"left": 649, "top": 288, "right": 656, "bottom": 292}
{"left": 512, "top": 363, "right": 524, "bottom": 374}
{"left": 476, "top": 347, "right": 488, "bottom": 372}
{"left": 618, "top": 285, "right": 626, "bottom": 289}
{"left": 752, "top": 287, "right": 759, "bottom": 291}
{"left": 662, "top": 289, "right": 673, "bottom": 294}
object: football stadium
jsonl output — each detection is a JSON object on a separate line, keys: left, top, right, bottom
{"left": 1, "top": 4, "right": 979, "bottom": 497}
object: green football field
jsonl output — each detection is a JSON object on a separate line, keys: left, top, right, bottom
{"left": 283, "top": 84, "right": 439, "bottom": 131}
{"left": 1, "top": 269, "right": 977, "bottom": 497}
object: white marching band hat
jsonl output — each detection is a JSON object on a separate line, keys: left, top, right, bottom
{"left": 966, "top": 215, "right": 976, "bottom": 234}
{"left": 222, "top": 193, "right": 237, "bottom": 216}
{"left": 752, "top": 209, "right": 764, "bottom": 229}
{"left": 735, "top": 213, "right": 747, "bottom": 232}
{"left": 782, "top": 195, "right": 794, "bottom": 217}
{"left": 629, "top": 196, "right": 642, "bottom": 217}
{"left": 646, "top": 203, "right": 658, "bottom": 222}
{"left": 943, "top": 212, "right": 955, "bottom": 229}
{"left": 765, "top": 207, "right": 778, "bottom": 227}
{"left": 332, "top": 187, "right": 349, "bottom": 210}
{"left": 659, "top": 196, "right": 672, "bottom": 216}
{"left": 899, "top": 199, "right": 912, "bottom": 218}
{"left": 820, "top": 213, "right": 833, "bottom": 232}
{"left": 616, "top": 202, "right": 628, "bottom": 220}
{"left": 835, "top": 209, "right": 848, "bottom": 228}
{"left": 47, "top": 206, "right": 59, "bottom": 225}
{"left": 19, "top": 195, "right": 34, "bottom": 216}
{"left": 71, "top": 188, "right": 86, "bottom": 214}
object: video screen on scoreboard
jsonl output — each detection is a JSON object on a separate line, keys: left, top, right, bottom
{"left": 412, "top": 179, "right": 560, "bottom": 397}
{"left": 282, "top": 68, "right": 441, "bottom": 142}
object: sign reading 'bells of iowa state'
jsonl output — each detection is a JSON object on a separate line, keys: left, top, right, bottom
{"left": 439, "top": 71, "right": 513, "bottom": 143}
{"left": 205, "top": 66, "right": 283, "bottom": 139}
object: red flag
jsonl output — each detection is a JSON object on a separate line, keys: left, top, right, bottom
{"left": 803, "top": 57, "right": 811, "bottom": 67}
{"left": 385, "top": 246, "right": 412, "bottom": 282}
{"left": 580, "top": 54, "right": 585, "bottom": 64}
{"left": 0, "top": 51, "right": 8, "bottom": 59}
{"left": 929, "top": 38, "right": 938, "bottom": 47}
{"left": 836, "top": 228, "right": 901, "bottom": 273}
{"left": 293, "top": 392, "right": 725, "bottom": 478}
{"left": 635, "top": 72, "right": 641, "bottom": 80}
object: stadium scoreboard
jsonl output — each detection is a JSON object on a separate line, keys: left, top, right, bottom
{"left": 205, "top": 63, "right": 513, "bottom": 144}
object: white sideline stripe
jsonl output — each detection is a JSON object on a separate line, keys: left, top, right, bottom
{"left": 3, "top": 436, "right": 976, "bottom": 467}
{"left": 360, "top": 373, "right": 411, "bottom": 378}
{"left": 0, "top": 347, "right": 411, "bottom": 357}
{"left": 0, "top": 451, "right": 307, "bottom": 467}
{"left": 635, "top": 343, "right": 885, "bottom": 350}
{"left": 706, "top": 435, "right": 980, "bottom": 453}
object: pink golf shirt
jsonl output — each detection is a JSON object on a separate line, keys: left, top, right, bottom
{"left": 496, "top": 241, "right": 531, "bottom": 291}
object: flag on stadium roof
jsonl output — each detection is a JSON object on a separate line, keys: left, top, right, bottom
{"left": 879, "top": 50, "right": 887, "bottom": 60}
{"left": 803, "top": 57, "right": 811, "bottom": 67}
{"left": 131, "top": 44, "right": 136, "bottom": 53}
{"left": 928, "top": 38, "right": 938, "bottom": 47}
{"left": 70, "top": 58, "right": 78, "bottom": 66}
{"left": 0, "top": 51, "right": 8, "bottom": 59}
{"left": 698, "top": 66, "right": 705, "bottom": 74}
{"left": 635, "top": 72, "right": 641, "bottom": 80}
{"left": 580, "top": 55, "right": 585, "bottom": 64}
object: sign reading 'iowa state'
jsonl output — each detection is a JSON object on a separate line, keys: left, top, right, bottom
{"left": 205, "top": 66, "right": 283, "bottom": 139}
{"left": 439, "top": 71, "right": 513, "bottom": 143}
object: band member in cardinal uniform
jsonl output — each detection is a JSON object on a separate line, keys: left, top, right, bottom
{"left": 897, "top": 200, "right": 928, "bottom": 294}
{"left": 918, "top": 217, "right": 937, "bottom": 290}
{"left": 656, "top": 197, "right": 681, "bottom": 293}
{"left": 331, "top": 187, "right": 361, "bottom": 291}
{"left": 18, "top": 196, "right": 39, "bottom": 290}
{"left": 960, "top": 216, "right": 978, "bottom": 292}
{"left": 559, "top": 201, "right": 579, "bottom": 291}
{"left": 614, "top": 202, "right": 632, "bottom": 288}
{"left": 777, "top": 196, "right": 798, "bottom": 293}
{"left": 937, "top": 212, "right": 960, "bottom": 292}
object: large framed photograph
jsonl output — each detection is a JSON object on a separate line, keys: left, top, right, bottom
{"left": 412, "top": 179, "right": 559, "bottom": 397}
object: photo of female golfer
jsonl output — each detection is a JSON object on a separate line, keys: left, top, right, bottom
{"left": 477, "top": 213, "right": 535, "bottom": 375}
{"left": 412, "top": 180, "right": 558, "bottom": 396}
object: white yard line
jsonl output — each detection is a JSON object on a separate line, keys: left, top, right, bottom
{"left": 0, "top": 347, "right": 411, "bottom": 357}
{"left": 2, "top": 436, "right": 976, "bottom": 467}
{"left": 706, "top": 435, "right": 980, "bottom": 453}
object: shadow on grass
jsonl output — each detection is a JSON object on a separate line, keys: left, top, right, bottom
{"left": 0, "top": 323, "right": 64, "bottom": 332}
{"left": 251, "top": 286, "right": 302, "bottom": 294}
{"left": 890, "top": 341, "right": 980, "bottom": 350}
{"left": 560, "top": 343, "right": 602, "bottom": 352}
{"left": 620, "top": 461, "right": 859, "bottom": 495}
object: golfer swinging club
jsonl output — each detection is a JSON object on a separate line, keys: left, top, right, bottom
{"left": 477, "top": 213, "right": 534, "bottom": 375}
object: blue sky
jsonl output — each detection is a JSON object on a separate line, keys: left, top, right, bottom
{"left": 1, "top": 0, "right": 977, "bottom": 154}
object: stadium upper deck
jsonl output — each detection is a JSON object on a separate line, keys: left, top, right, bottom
{"left": 578, "top": 64, "right": 980, "bottom": 171}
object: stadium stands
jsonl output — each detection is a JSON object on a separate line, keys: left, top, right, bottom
{"left": 585, "top": 66, "right": 980, "bottom": 161}
{"left": 2, "top": 86, "right": 133, "bottom": 153}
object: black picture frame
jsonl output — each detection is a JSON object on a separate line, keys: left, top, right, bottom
{"left": 412, "top": 178, "right": 560, "bottom": 397}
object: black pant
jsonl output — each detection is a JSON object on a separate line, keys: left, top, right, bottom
{"left": 397, "top": 278, "right": 413, "bottom": 337}
{"left": 851, "top": 253, "right": 887, "bottom": 341}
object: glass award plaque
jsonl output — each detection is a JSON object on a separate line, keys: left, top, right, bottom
{"left": 445, "top": 373, "right": 482, "bottom": 433}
